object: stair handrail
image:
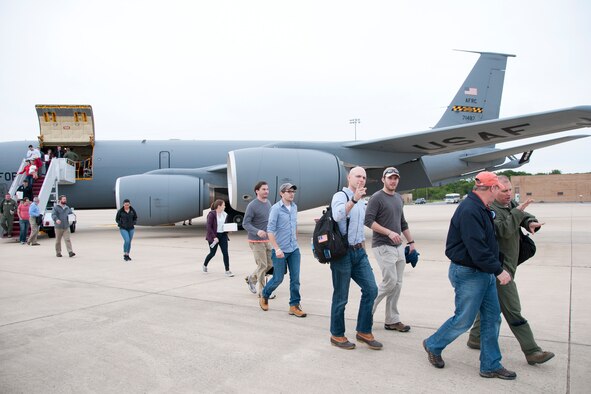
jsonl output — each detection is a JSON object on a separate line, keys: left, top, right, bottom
{"left": 37, "top": 158, "right": 68, "bottom": 215}
{"left": 7, "top": 159, "right": 28, "bottom": 199}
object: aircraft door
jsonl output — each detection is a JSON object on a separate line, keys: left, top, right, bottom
{"left": 159, "top": 151, "right": 170, "bottom": 169}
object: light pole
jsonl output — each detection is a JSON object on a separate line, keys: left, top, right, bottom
{"left": 349, "top": 118, "right": 360, "bottom": 140}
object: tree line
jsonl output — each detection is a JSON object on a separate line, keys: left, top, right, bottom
{"left": 411, "top": 169, "right": 563, "bottom": 201}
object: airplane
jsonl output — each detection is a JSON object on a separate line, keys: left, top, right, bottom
{"left": 1, "top": 51, "right": 590, "bottom": 229}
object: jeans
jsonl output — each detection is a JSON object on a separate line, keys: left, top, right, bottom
{"left": 330, "top": 248, "right": 378, "bottom": 336}
{"left": 204, "top": 232, "right": 230, "bottom": 271}
{"left": 262, "top": 248, "right": 301, "bottom": 306}
{"left": 425, "top": 263, "right": 503, "bottom": 373}
{"left": 19, "top": 219, "right": 30, "bottom": 243}
{"left": 119, "top": 228, "right": 135, "bottom": 254}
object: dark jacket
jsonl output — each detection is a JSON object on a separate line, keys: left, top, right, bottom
{"left": 205, "top": 210, "right": 228, "bottom": 242}
{"left": 116, "top": 207, "right": 138, "bottom": 230}
{"left": 445, "top": 192, "right": 502, "bottom": 275}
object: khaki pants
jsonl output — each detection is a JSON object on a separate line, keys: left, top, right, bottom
{"left": 249, "top": 242, "right": 274, "bottom": 294}
{"left": 372, "top": 244, "right": 406, "bottom": 324}
{"left": 55, "top": 228, "right": 73, "bottom": 254}
{"left": 29, "top": 217, "right": 40, "bottom": 244}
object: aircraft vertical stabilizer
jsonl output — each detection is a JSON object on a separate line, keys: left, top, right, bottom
{"left": 434, "top": 51, "right": 515, "bottom": 129}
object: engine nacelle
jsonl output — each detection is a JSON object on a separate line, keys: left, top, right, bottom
{"left": 228, "top": 147, "right": 347, "bottom": 212}
{"left": 115, "top": 174, "right": 205, "bottom": 225}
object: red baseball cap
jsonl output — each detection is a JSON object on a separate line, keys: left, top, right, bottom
{"left": 475, "top": 171, "right": 502, "bottom": 188}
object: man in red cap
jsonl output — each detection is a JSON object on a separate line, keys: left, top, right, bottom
{"left": 423, "top": 171, "right": 517, "bottom": 380}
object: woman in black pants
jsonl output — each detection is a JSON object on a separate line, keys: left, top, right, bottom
{"left": 203, "top": 199, "right": 233, "bottom": 277}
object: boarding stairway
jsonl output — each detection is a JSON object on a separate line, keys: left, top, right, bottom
{"left": 5, "top": 159, "right": 76, "bottom": 238}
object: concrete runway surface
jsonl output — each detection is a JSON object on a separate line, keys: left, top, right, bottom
{"left": 1, "top": 203, "right": 589, "bottom": 393}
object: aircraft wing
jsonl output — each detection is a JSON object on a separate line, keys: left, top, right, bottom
{"left": 459, "top": 135, "right": 590, "bottom": 163}
{"left": 346, "top": 106, "right": 591, "bottom": 155}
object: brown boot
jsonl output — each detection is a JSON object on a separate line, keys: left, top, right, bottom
{"left": 526, "top": 351, "right": 555, "bottom": 365}
{"left": 259, "top": 296, "right": 269, "bottom": 311}
{"left": 330, "top": 336, "right": 356, "bottom": 350}
{"left": 288, "top": 304, "right": 307, "bottom": 318}
{"left": 356, "top": 332, "right": 383, "bottom": 350}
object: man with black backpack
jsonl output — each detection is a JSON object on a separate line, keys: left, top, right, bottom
{"left": 329, "top": 167, "right": 381, "bottom": 350}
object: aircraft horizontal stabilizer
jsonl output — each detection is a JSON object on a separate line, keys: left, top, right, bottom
{"left": 459, "top": 135, "right": 590, "bottom": 163}
{"left": 346, "top": 106, "right": 591, "bottom": 156}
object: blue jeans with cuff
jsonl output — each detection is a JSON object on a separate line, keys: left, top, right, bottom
{"left": 330, "top": 248, "right": 377, "bottom": 336}
{"left": 262, "top": 248, "right": 301, "bottom": 306}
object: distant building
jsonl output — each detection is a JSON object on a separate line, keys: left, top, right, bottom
{"left": 511, "top": 174, "right": 591, "bottom": 203}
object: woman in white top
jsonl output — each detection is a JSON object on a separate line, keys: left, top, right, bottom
{"left": 203, "top": 199, "right": 233, "bottom": 276}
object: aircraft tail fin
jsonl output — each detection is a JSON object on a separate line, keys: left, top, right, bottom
{"left": 434, "top": 51, "right": 516, "bottom": 129}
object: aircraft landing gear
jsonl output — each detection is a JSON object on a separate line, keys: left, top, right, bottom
{"left": 225, "top": 206, "right": 244, "bottom": 230}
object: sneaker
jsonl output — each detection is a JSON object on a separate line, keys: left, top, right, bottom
{"left": 245, "top": 276, "right": 257, "bottom": 294}
{"left": 69, "top": 252, "right": 76, "bottom": 257}
{"left": 124, "top": 255, "right": 130, "bottom": 261}
{"left": 31, "top": 243, "right": 40, "bottom": 246}
{"left": 526, "top": 351, "right": 555, "bottom": 365}
{"left": 384, "top": 322, "right": 411, "bottom": 332}
{"left": 330, "top": 336, "right": 356, "bottom": 350}
{"left": 259, "top": 296, "right": 269, "bottom": 311}
{"left": 21, "top": 242, "right": 25, "bottom": 245}
{"left": 127, "top": 256, "right": 132, "bottom": 261}
{"left": 225, "top": 271, "right": 234, "bottom": 277}
{"left": 202, "top": 265, "right": 208, "bottom": 273}
{"left": 56, "top": 253, "right": 63, "bottom": 257}
{"left": 467, "top": 337, "right": 480, "bottom": 350}
{"left": 355, "top": 332, "right": 383, "bottom": 350}
{"left": 479, "top": 367, "right": 517, "bottom": 380}
{"left": 288, "top": 304, "right": 307, "bottom": 318}
{"left": 423, "top": 340, "right": 445, "bottom": 368}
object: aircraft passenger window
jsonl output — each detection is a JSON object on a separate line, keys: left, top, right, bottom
{"left": 74, "top": 112, "right": 88, "bottom": 122}
{"left": 557, "top": 192, "right": 564, "bottom": 196}
{"left": 43, "top": 112, "right": 57, "bottom": 122}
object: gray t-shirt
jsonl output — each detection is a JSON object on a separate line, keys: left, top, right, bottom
{"left": 243, "top": 198, "right": 272, "bottom": 241}
{"left": 364, "top": 190, "right": 409, "bottom": 248}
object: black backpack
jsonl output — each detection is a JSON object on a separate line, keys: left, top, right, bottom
{"left": 312, "top": 191, "right": 349, "bottom": 263}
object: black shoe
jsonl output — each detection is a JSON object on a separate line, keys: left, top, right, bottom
{"left": 127, "top": 256, "right": 132, "bottom": 261}
{"left": 56, "top": 253, "right": 62, "bottom": 257}
{"left": 479, "top": 367, "right": 517, "bottom": 380}
{"left": 467, "top": 338, "right": 481, "bottom": 350}
{"left": 423, "top": 340, "right": 445, "bottom": 368}
{"left": 124, "top": 255, "right": 130, "bottom": 261}
{"left": 69, "top": 252, "right": 76, "bottom": 257}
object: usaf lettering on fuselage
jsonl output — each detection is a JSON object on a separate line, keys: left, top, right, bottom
{"left": 465, "top": 98, "right": 478, "bottom": 104}
{"left": 413, "top": 123, "right": 530, "bottom": 151}
{"left": 0, "top": 171, "right": 17, "bottom": 182}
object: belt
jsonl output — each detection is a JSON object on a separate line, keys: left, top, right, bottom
{"left": 349, "top": 243, "right": 364, "bottom": 250}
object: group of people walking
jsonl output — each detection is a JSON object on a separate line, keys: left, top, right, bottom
{"left": 231, "top": 168, "right": 553, "bottom": 382}
{"left": 5, "top": 155, "right": 555, "bottom": 381}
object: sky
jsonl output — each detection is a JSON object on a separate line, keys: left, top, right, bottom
{"left": 0, "top": 0, "right": 589, "bottom": 174}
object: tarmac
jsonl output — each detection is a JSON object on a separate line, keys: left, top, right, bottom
{"left": 0, "top": 203, "right": 589, "bottom": 393}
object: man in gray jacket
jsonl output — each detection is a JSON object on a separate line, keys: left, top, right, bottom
{"left": 52, "top": 195, "right": 76, "bottom": 257}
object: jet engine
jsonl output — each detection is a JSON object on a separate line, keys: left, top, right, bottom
{"left": 115, "top": 174, "right": 205, "bottom": 225}
{"left": 227, "top": 147, "right": 347, "bottom": 212}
